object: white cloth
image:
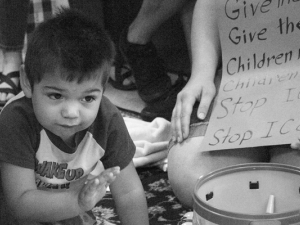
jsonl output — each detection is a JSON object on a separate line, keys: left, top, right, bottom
{"left": 124, "top": 117, "right": 171, "bottom": 171}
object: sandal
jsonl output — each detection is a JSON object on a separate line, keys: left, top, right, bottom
{"left": 109, "top": 52, "right": 136, "bottom": 91}
{"left": 0, "top": 71, "right": 21, "bottom": 106}
{"left": 119, "top": 28, "right": 172, "bottom": 103}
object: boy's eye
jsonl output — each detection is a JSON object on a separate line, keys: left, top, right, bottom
{"left": 83, "top": 96, "right": 95, "bottom": 103}
{"left": 49, "top": 93, "right": 62, "bottom": 100}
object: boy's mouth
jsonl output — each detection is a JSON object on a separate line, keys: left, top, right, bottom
{"left": 60, "top": 124, "right": 77, "bottom": 128}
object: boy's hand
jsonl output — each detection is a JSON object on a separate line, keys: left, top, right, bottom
{"left": 78, "top": 166, "right": 120, "bottom": 212}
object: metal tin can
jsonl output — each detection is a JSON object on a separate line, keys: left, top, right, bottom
{"left": 193, "top": 163, "right": 300, "bottom": 225}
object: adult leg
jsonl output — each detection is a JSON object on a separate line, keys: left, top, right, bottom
{"left": 0, "top": 0, "right": 30, "bottom": 105}
{"left": 0, "top": 49, "right": 3, "bottom": 73}
{"left": 179, "top": 0, "right": 196, "bottom": 61}
{"left": 120, "top": 0, "right": 192, "bottom": 121}
{"left": 127, "top": 0, "right": 190, "bottom": 44}
{"left": 168, "top": 122, "right": 268, "bottom": 208}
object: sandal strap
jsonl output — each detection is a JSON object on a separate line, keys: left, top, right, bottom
{"left": 0, "top": 71, "right": 20, "bottom": 82}
{"left": 115, "top": 64, "right": 132, "bottom": 81}
{"left": 109, "top": 57, "right": 136, "bottom": 91}
{"left": 0, "top": 71, "right": 20, "bottom": 95}
{"left": 6, "top": 71, "right": 19, "bottom": 79}
{"left": 0, "top": 88, "right": 17, "bottom": 95}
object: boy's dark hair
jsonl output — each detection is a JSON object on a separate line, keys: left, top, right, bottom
{"left": 25, "top": 8, "right": 115, "bottom": 87}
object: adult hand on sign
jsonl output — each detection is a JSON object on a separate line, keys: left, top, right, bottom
{"left": 171, "top": 77, "right": 216, "bottom": 143}
{"left": 171, "top": 0, "right": 221, "bottom": 144}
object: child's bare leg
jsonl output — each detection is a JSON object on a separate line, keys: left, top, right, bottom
{"left": 0, "top": 0, "right": 29, "bottom": 104}
{"left": 168, "top": 123, "right": 268, "bottom": 208}
{"left": 2, "top": 51, "right": 22, "bottom": 74}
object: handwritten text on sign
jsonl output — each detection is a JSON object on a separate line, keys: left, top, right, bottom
{"left": 201, "top": 0, "right": 300, "bottom": 151}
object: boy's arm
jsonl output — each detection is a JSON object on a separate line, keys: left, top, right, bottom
{"left": 109, "top": 161, "right": 149, "bottom": 225}
{"left": 1, "top": 162, "right": 119, "bottom": 222}
{"left": 1, "top": 162, "right": 83, "bottom": 222}
{"left": 171, "top": 0, "right": 221, "bottom": 142}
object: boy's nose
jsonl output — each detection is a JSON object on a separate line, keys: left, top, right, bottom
{"left": 61, "top": 102, "right": 80, "bottom": 119}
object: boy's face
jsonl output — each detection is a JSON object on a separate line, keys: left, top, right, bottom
{"left": 28, "top": 68, "right": 105, "bottom": 144}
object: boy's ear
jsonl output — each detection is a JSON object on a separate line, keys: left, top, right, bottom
{"left": 20, "top": 65, "right": 33, "bottom": 98}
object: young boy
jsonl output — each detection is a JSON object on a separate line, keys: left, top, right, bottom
{"left": 168, "top": 0, "right": 300, "bottom": 208}
{"left": 0, "top": 9, "right": 149, "bottom": 225}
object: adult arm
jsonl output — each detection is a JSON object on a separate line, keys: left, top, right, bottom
{"left": 171, "top": 0, "right": 221, "bottom": 142}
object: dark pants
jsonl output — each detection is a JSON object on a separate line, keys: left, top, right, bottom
{"left": 0, "top": 0, "right": 30, "bottom": 51}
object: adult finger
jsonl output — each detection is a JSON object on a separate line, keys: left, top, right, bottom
{"left": 171, "top": 99, "right": 182, "bottom": 143}
{"left": 179, "top": 96, "right": 195, "bottom": 140}
{"left": 197, "top": 87, "right": 216, "bottom": 120}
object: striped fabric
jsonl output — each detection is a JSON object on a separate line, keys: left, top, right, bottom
{"left": 27, "top": 0, "right": 69, "bottom": 34}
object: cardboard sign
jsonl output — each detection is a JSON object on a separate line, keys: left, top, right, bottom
{"left": 201, "top": 0, "right": 300, "bottom": 151}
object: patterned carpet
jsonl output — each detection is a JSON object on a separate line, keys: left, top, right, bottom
{"left": 93, "top": 166, "right": 191, "bottom": 225}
